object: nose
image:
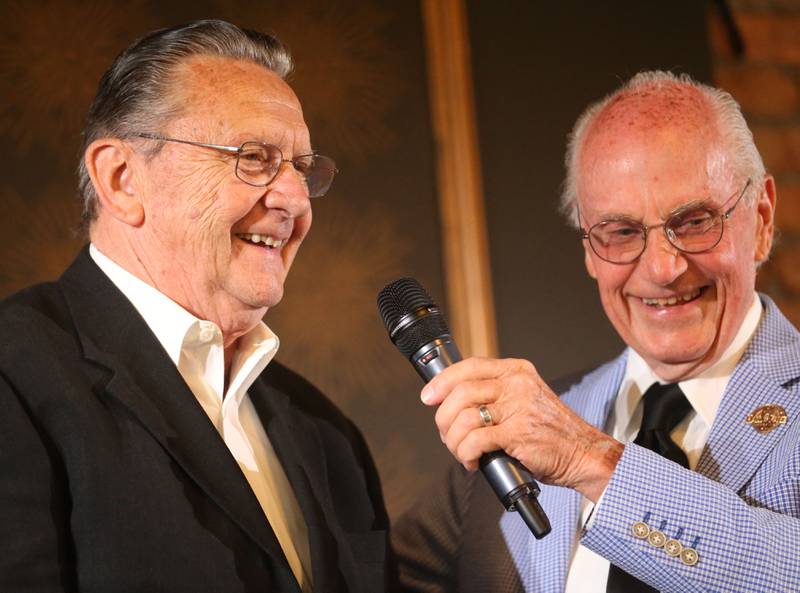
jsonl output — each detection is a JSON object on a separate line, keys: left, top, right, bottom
{"left": 263, "top": 162, "right": 311, "bottom": 219}
{"left": 638, "top": 226, "right": 688, "bottom": 284}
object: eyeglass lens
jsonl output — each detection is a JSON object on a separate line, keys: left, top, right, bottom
{"left": 235, "top": 142, "right": 337, "bottom": 198}
{"left": 588, "top": 206, "right": 724, "bottom": 264}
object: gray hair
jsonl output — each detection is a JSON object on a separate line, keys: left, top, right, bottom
{"left": 77, "top": 19, "right": 294, "bottom": 235}
{"left": 560, "top": 70, "right": 766, "bottom": 228}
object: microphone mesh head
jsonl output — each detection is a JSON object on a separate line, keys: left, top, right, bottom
{"left": 377, "top": 277, "right": 433, "bottom": 331}
{"left": 377, "top": 278, "right": 451, "bottom": 358}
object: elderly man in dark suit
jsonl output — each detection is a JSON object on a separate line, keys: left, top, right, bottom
{"left": 394, "top": 71, "right": 799, "bottom": 593}
{"left": 0, "top": 20, "right": 392, "bottom": 593}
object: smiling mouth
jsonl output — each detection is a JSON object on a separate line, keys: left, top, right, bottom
{"left": 236, "top": 233, "right": 286, "bottom": 249}
{"left": 641, "top": 287, "right": 704, "bottom": 307}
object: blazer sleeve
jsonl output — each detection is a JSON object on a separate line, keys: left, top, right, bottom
{"left": 583, "top": 443, "right": 800, "bottom": 593}
{"left": 0, "top": 373, "right": 75, "bottom": 593}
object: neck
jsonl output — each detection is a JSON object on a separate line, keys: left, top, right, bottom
{"left": 92, "top": 223, "right": 267, "bottom": 369}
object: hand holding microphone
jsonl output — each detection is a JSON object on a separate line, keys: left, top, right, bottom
{"left": 377, "top": 277, "right": 552, "bottom": 538}
{"left": 378, "top": 277, "right": 625, "bottom": 538}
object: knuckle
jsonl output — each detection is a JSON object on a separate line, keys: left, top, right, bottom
{"left": 455, "top": 440, "right": 474, "bottom": 465}
{"left": 507, "top": 371, "right": 537, "bottom": 395}
{"left": 460, "top": 430, "right": 487, "bottom": 463}
{"left": 450, "top": 382, "right": 468, "bottom": 402}
{"left": 434, "top": 407, "right": 448, "bottom": 431}
{"left": 516, "top": 358, "right": 537, "bottom": 375}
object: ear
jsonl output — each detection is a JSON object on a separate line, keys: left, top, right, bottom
{"left": 583, "top": 240, "right": 598, "bottom": 279}
{"left": 753, "top": 175, "right": 776, "bottom": 263}
{"left": 84, "top": 138, "right": 144, "bottom": 227}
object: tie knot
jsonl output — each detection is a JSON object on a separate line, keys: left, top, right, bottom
{"left": 639, "top": 382, "right": 692, "bottom": 433}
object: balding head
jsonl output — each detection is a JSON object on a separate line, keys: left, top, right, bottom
{"left": 566, "top": 71, "right": 776, "bottom": 382}
{"left": 561, "top": 71, "right": 765, "bottom": 228}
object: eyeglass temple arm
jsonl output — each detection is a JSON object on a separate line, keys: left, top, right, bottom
{"left": 137, "top": 133, "right": 240, "bottom": 154}
{"left": 723, "top": 178, "right": 752, "bottom": 220}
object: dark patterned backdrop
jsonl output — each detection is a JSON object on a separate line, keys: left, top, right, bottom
{"left": 2, "top": 1, "right": 758, "bottom": 523}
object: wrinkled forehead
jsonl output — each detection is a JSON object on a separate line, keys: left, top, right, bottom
{"left": 164, "top": 55, "right": 310, "bottom": 147}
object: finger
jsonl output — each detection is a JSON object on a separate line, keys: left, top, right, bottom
{"left": 455, "top": 424, "right": 505, "bottom": 472}
{"left": 442, "top": 403, "right": 497, "bottom": 457}
{"left": 434, "top": 378, "right": 500, "bottom": 436}
{"left": 421, "top": 357, "right": 534, "bottom": 406}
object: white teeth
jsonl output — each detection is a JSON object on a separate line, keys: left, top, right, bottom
{"left": 642, "top": 288, "right": 702, "bottom": 307}
{"left": 237, "top": 233, "right": 285, "bottom": 248}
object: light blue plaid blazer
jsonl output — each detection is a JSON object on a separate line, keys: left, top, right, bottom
{"left": 502, "top": 294, "right": 800, "bottom": 593}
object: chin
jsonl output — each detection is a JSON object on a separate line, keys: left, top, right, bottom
{"left": 254, "top": 290, "right": 284, "bottom": 310}
{"left": 230, "top": 284, "right": 284, "bottom": 312}
{"left": 635, "top": 328, "right": 715, "bottom": 363}
{"left": 643, "top": 343, "right": 716, "bottom": 376}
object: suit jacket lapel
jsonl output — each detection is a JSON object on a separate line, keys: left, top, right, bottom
{"left": 248, "top": 376, "right": 345, "bottom": 593}
{"left": 697, "top": 295, "right": 800, "bottom": 493}
{"left": 502, "top": 355, "right": 627, "bottom": 592}
{"left": 500, "top": 295, "right": 799, "bottom": 592}
{"left": 59, "top": 249, "right": 300, "bottom": 590}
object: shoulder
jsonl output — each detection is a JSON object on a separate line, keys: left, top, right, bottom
{"left": 745, "top": 294, "right": 800, "bottom": 382}
{"left": 548, "top": 367, "right": 597, "bottom": 395}
{"left": 754, "top": 293, "right": 799, "bottom": 349}
{"left": 547, "top": 352, "right": 628, "bottom": 398}
{"left": 259, "top": 360, "right": 355, "bottom": 429}
{"left": 0, "top": 280, "right": 76, "bottom": 359}
{"left": 1, "top": 279, "right": 68, "bottom": 323}
{"left": 0, "top": 248, "right": 97, "bottom": 350}
{"left": 546, "top": 354, "right": 628, "bottom": 426}
{"left": 256, "top": 360, "right": 373, "bottom": 465}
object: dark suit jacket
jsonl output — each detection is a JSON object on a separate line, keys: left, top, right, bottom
{"left": 0, "top": 248, "right": 394, "bottom": 593}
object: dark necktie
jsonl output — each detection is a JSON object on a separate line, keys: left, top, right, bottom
{"left": 606, "top": 382, "right": 692, "bottom": 593}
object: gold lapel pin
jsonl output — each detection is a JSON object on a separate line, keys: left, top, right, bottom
{"left": 745, "top": 404, "right": 788, "bottom": 434}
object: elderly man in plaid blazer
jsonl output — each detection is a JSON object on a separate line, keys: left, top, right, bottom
{"left": 394, "top": 71, "right": 799, "bottom": 593}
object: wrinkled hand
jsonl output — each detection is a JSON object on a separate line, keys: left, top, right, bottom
{"left": 420, "top": 357, "right": 623, "bottom": 502}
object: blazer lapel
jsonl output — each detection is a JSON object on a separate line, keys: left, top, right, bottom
{"left": 502, "top": 355, "right": 627, "bottom": 592}
{"left": 697, "top": 295, "right": 800, "bottom": 493}
{"left": 59, "top": 249, "right": 300, "bottom": 591}
{"left": 248, "top": 377, "right": 345, "bottom": 593}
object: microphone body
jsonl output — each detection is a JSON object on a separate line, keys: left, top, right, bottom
{"left": 378, "top": 278, "right": 551, "bottom": 539}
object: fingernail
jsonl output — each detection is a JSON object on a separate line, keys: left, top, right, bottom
{"left": 421, "top": 384, "right": 434, "bottom": 404}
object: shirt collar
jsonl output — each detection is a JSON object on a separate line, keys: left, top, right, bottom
{"left": 90, "top": 244, "right": 198, "bottom": 365}
{"left": 617, "top": 292, "right": 763, "bottom": 433}
{"left": 89, "top": 244, "right": 280, "bottom": 396}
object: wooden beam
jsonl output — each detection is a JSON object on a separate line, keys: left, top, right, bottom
{"left": 421, "top": 0, "right": 498, "bottom": 357}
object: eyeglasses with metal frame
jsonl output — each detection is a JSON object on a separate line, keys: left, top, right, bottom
{"left": 580, "top": 178, "right": 753, "bottom": 265}
{"left": 136, "top": 133, "right": 338, "bottom": 198}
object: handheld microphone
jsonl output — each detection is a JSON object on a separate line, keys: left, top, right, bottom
{"left": 377, "top": 277, "right": 551, "bottom": 539}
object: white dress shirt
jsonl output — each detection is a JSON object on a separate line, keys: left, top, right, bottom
{"left": 90, "top": 245, "right": 312, "bottom": 592}
{"left": 564, "top": 293, "right": 763, "bottom": 593}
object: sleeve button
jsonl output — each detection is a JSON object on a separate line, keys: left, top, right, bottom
{"left": 680, "top": 547, "right": 699, "bottom": 566}
{"left": 647, "top": 530, "right": 666, "bottom": 548}
{"left": 631, "top": 521, "right": 650, "bottom": 538}
{"left": 664, "top": 539, "right": 683, "bottom": 557}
